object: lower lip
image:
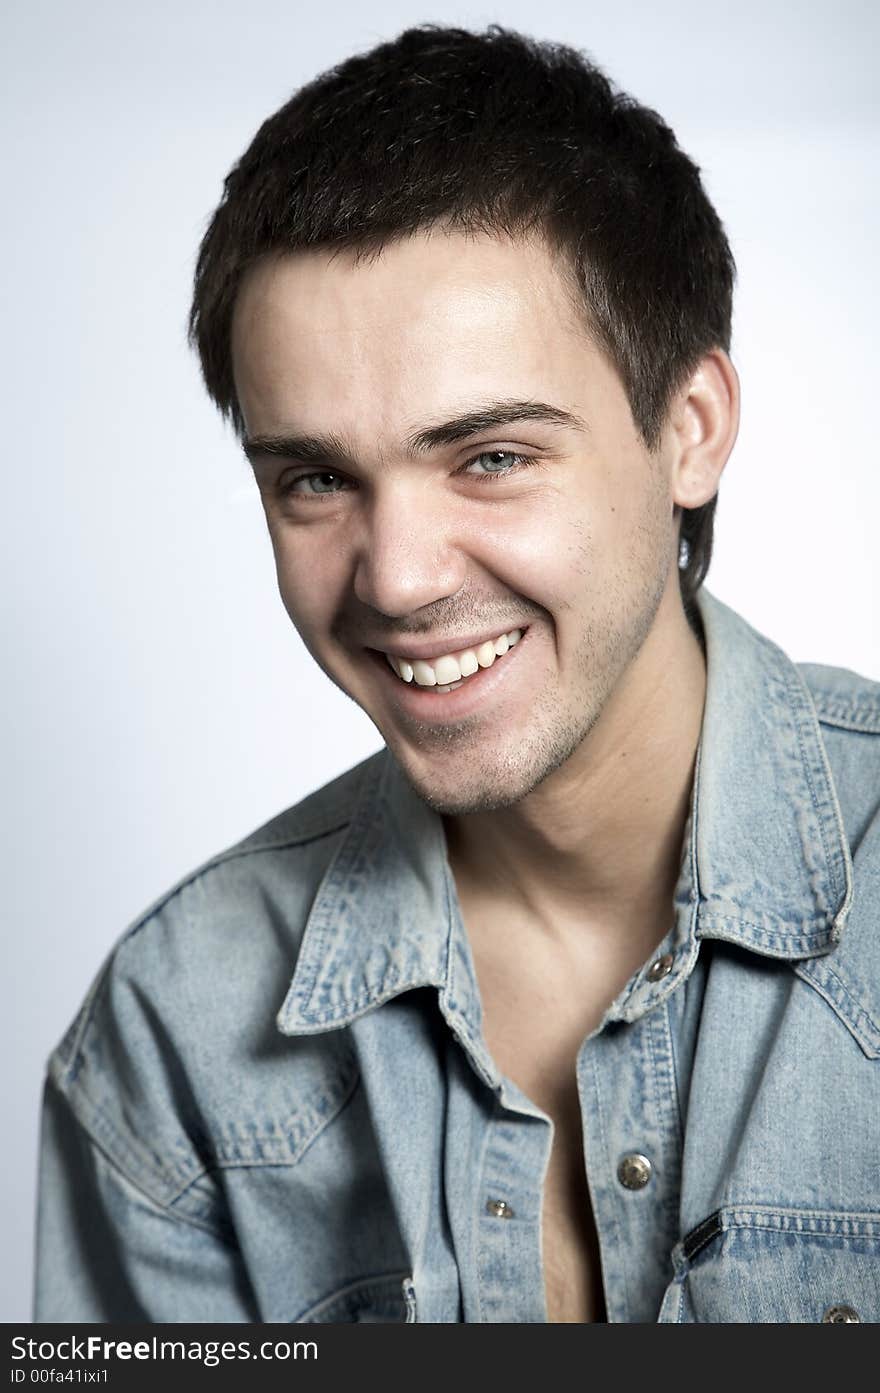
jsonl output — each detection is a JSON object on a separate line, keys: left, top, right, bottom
{"left": 371, "top": 631, "right": 530, "bottom": 722}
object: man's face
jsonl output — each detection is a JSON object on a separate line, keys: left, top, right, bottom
{"left": 232, "top": 229, "right": 681, "bottom": 815}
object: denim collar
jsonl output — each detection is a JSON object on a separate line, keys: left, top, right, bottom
{"left": 692, "top": 590, "right": 851, "bottom": 956}
{"left": 277, "top": 589, "right": 853, "bottom": 1048}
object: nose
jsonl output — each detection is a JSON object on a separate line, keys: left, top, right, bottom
{"left": 352, "top": 486, "right": 467, "bottom": 618}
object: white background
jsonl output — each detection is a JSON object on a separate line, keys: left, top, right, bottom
{"left": 3, "top": 0, "right": 878, "bottom": 1322}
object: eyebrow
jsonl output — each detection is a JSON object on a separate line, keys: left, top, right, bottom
{"left": 242, "top": 399, "right": 588, "bottom": 469}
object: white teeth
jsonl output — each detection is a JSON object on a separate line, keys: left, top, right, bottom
{"left": 384, "top": 627, "right": 525, "bottom": 687}
{"left": 385, "top": 653, "right": 414, "bottom": 682}
{"left": 459, "top": 649, "right": 479, "bottom": 677}
{"left": 411, "top": 660, "right": 437, "bottom": 687}
{"left": 433, "top": 654, "right": 462, "bottom": 685}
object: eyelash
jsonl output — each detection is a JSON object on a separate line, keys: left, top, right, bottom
{"left": 279, "top": 450, "right": 539, "bottom": 498}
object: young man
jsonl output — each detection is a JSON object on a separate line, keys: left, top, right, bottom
{"left": 35, "top": 25, "right": 880, "bottom": 1324}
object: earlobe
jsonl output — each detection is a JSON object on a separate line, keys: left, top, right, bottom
{"left": 670, "top": 349, "right": 740, "bottom": 510}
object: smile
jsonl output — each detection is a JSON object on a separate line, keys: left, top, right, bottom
{"left": 382, "top": 628, "right": 522, "bottom": 694}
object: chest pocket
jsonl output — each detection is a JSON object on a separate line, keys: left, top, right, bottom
{"left": 660, "top": 1208, "right": 880, "bottom": 1323}
{"left": 294, "top": 1272, "right": 411, "bottom": 1323}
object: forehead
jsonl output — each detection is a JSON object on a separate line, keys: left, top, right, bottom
{"left": 230, "top": 229, "right": 614, "bottom": 443}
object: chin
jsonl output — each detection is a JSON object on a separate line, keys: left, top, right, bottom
{"left": 395, "top": 725, "right": 589, "bottom": 817}
{"left": 415, "top": 781, "right": 528, "bottom": 817}
{"left": 391, "top": 749, "right": 530, "bottom": 816}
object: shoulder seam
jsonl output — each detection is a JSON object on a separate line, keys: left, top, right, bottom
{"left": 44, "top": 1073, "right": 225, "bottom": 1236}
{"left": 53, "top": 816, "right": 350, "bottom": 1084}
{"left": 797, "top": 662, "right": 880, "bottom": 734}
{"left": 120, "top": 750, "right": 385, "bottom": 947}
{"left": 123, "top": 817, "right": 350, "bottom": 945}
{"left": 809, "top": 694, "right": 880, "bottom": 734}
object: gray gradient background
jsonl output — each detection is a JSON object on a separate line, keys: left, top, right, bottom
{"left": 3, "top": 0, "right": 878, "bottom": 1323}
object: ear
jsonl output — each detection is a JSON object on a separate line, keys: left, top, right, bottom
{"left": 667, "top": 349, "right": 740, "bottom": 509}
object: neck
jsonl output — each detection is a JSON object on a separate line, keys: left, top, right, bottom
{"left": 443, "top": 584, "right": 706, "bottom": 939}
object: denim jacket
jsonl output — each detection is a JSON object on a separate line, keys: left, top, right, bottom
{"left": 34, "top": 590, "right": 880, "bottom": 1323}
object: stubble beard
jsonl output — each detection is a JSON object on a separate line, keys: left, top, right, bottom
{"left": 392, "top": 583, "right": 667, "bottom": 816}
{"left": 388, "top": 536, "right": 673, "bottom": 817}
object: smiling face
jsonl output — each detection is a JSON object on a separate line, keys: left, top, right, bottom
{"left": 231, "top": 228, "right": 687, "bottom": 815}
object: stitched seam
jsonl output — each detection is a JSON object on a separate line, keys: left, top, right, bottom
{"left": 295, "top": 971, "right": 445, "bottom": 1026}
{"left": 795, "top": 960, "right": 880, "bottom": 1056}
{"left": 47, "top": 1062, "right": 200, "bottom": 1200}
{"left": 701, "top": 910, "right": 832, "bottom": 938}
{"left": 815, "top": 958, "right": 870, "bottom": 1022}
{"left": 440, "top": 855, "right": 462, "bottom": 1014}
{"left": 53, "top": 1054, "right": 362, "bottom": 1208}
{"left": 57, "top": 965, "right": 116, "bottom": 1089}
{"left": 294, "top": 1270, "right": 411, "bottom": 1323}
{"left": 590, "top": 1042, "right": 626, "bottom": 1322}
{"left": 816, "top": 713, "right": 880, "bottom": 733}
{"left": 49, "top": 1078, "right": 227, "bottom": 1237}
{"left": 810, "top": 694, "right": 880, "bottom": 732}
{"left": 723, "top": 1209, "right": 880, "bottom": 1237}
{"left": 473, "top": 1097, "right": 500, "bottom": 1325}
{"left": 127, "top": 822, "right": 352, "bottom": 946}
{"left": 291, "top": 761, "right": 389, "bottom": 1014}
{"left": 657, "top": 1001, "right": 685, "bottom": 1226}
{"left": 697, "top": 912, "right": 832, "bottom": 946}
{"left": 787, "top": 670, "right": 837, "bottom": 909}
{"left": 58, "top": 823, "right": 353, "bottom": 1084}
{"left": 676, "top": 1281, "right": 686, "bottom": 1324}
{"left": 171, "top": 1068, "right": 362, "bottom": 1196}
{"left": 803, "top": 679, "right": 856, "bottom": 937}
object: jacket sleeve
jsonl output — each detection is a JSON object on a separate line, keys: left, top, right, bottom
{"left": 34, "top": 1073, "right": 260, "bottom": 1322}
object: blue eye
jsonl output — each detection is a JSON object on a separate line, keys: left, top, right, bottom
{"left": 284, "top": 471, "right": 348, "bottom": 495}
{"left": 465, "top": 450, "right": 530, "bottom": 477}
{"left": 277, "top": 451, "right": 539, "bottom": 501}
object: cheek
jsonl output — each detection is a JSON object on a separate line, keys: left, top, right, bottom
{"left": 471, "top": 496, "right": 596, "bottom": 602}
{"left": 270, "top": 529, "right": 348, "bottom": 638}
{"left": 478, "top": 481, "right": 668, "bottom": 623}
{"left": 571, "top": 464, "right": 671, "bottom": 570}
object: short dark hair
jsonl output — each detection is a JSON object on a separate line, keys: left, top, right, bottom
{"left": 188, "top": 23, "right": 735, "bottom": 610}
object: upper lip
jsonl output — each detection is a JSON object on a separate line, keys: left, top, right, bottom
{"left": 367, "top": 625, "right": 527, "bottom": 662}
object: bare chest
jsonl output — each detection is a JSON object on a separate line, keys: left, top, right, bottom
{"left": 540, "top": 1087, "right": 607, "bottom": 1322}
{"left": 477, "top": 983, "right": 609, "bottom": 1322}
{"left": 454, "top": 885, "right": 672, "bottom": 1322}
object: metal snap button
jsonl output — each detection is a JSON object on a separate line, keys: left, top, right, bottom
{"left": 617, "top": 1153, "right": 653, "bottom": 1190}
{"left": 647, "top": 953, "right": 674, "bottom": 982}
{"left": 822, "top": 1304, "right": 860, "bottom": 1323}
{"left": 486, "top": 1198, "right": 514, "bottom": 1219}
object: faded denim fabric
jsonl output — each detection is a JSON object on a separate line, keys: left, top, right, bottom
{"left": 34, "top": 590, "right": 880, "bottom": 1323}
